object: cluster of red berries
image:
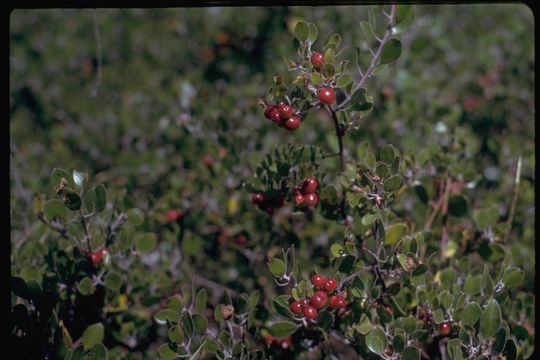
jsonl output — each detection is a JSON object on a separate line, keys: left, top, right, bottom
{"left": 289, "top": 274, "right": 347, "bottom": 320}
{"left": 309, "top": 51, "right": 337, "bottom": 106}
{"left": 87, "top": 246, "right": 109, "bottom": 266}
{"left": 166, "top": 209, "right": 184, "bottom": 222}
{"left": 294, "top": 176, "right": 319, "bottom": 207}
{"left": 251, "top": 192, "right": 286, "bottom": 216}
{"left": 263, "top": 101, "right": 301, "bottom": 130}
{"left": 264, "top": 335, "right": 292, "bottom": 350}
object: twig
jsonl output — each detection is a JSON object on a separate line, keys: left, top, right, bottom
{"left": 195, "top": 275, "right": 239, "bottom": 298}
{"left": 337, "top": 266, "right": 373, "bottom": 290}
{"left": 106, "top": 212, "right": 128, "bottom": 246}
{"left": 503, "top": 156, "right": 522, "bottom": 243}
{"left": 324, "top": 104, "right": 345, "bottom": 172}
{"left": 80, "top": 208, "right": 92, "bottom": 252}
{"left": 335, "top": 5, "right": 396, "bottom": 112}
{"left": 91, "top": 10, "right": 102, "bottom": 97}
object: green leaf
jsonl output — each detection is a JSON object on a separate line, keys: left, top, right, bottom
{"left": 272, "top": 295, "right": 293, "bottom": 318}
{"left": 135, "top": 233, "right": 157, "bottom": 253}
{"left": 380, "top": 38, "right": 402, "bottom": 64}
{"left": 319, "top": 184, "right": 338, "bottom": 204}
{"left": 82, "top": 323, "right": 104, "bottom": 351}
{"left": 268, "top": 258, "right": 286, "bottom": 277}
{"left": 502, "top": 267, "right": 524, "bottom": 290}
{"left": 393, "top": 333, "right": 405, "bottom": 352}
{"left": 317, "top": 310, "right": 334, "bottom": 330}
{"left": 438, "top": 291, "right": 453, "bottom": 310}
{"left": 63, "top": 190, "right": 81, "bottom": 210}
{"left": 307, "top": 22, "right": 318, "bottom": 43}
{"left": 204, "top": 338, "right": 220, "bottom": 353}
{"left": 336, "top": 73, "right": 352, "bottom": 87}
{"left": 396, "top": 254, "right": 410, "bottom": 271}
{"left": 195, "top": 289, "right": 208, "bottom": 313}
{"left": 268, "top": 321, "right": 300, "bottom": 339}
{"left": 433, "top": 309, "right": 445, "bottom": 324}
{"left": 127, "top": 208, "right": 145, "bottom": 226}
{"left": 402, "top": 316, "right": 418, "bottom": 333}
{"left": 154, "top": 309, "right": 179, "bottom": 325}
{"left": 461, "top": 303, "right": 482, "bottom": 327}
{"left": 447, "top": 338, "right": 464, "bottom": 360}
{"left": 181, "top": 311, "right": 195, "bottom": 337}
{"left": 50, "top": 168, "right": 75, "bottom": 189}
{"left": 393, "top": 5, "right": 415, "bottom": 34}
{"left": 479, "top": 299, "right": 502, "bottom": 337}
{"left": 383, "top": 175, "right": 402, "bottom": 192}
{"left": 401, "top": 346, "right": 421, "bottom": 360}
{"left": 357, "top": 314, "right": 372, "bottom": 335}
{"left": 192, "top": 313, "right": 208, "bottom": 333}
{"left": 361, "top": 213, "right": 378, "bottom": 226}
{"left": 43, "top": 199, "right": 68, "bottom": 220}
{"left": 492, "top": 326, "right": 508, "bottom": 354}
{"left": 337, "top": 255, "right": 356, "bottom": 273}
{"left": 380, "top": 145, "right": 395, "bottom": 164}
{"left": 366, "top": 325, "right": 387, "bottom": 355}
{"left": 249, "top": 290, "right": 260, "bottom": 309}
{"left": 168, "top": 325, "right": 184, "bottom": 344}
{"left": 158, "top": 344, "right": 177, "bottom": 360}
{"left": 311, "top": 72, "right": 323, "bottom": 85}
{"left": 294, "top": 21, "right": 309, "bottom": 41}
{"left": 330, "top": 243, "right": 343, "bottom": 258}
{"left": 94, "top": 185, "right": 107, "bottom": 212}
{"left": 385, "top": 223, "right": 407, "bottom": 245}
{"left": 77, "top": 277, "right": 95, "bottom": 296}
{"left": 104, "top": 271, "right": 122, "bottom": 291}
{"left": 83, "top": 188, "right": 96, "bottom": 213}
{"left": 324, "top": 47, "right": 335, "bottom": 64}
{"left": 448, "top": 195, "right": 468, "bottom": 217}
{"left": 463, "top": 275, "right": 482, "bottom": 295}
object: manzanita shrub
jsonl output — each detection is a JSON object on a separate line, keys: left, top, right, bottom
{"left": 10, "top": 5, "right": 534, "bottom": 360}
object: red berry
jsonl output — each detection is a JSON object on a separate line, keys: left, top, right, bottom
{"left": 290, "top": 301, "right": 304, "bottom": 315}
{"left": 303, "top": 305, "right": 318, "bottom": 319}
{"left": 264, "top": 335, "right": 275, "bottom": 345}
{"left": 166, "top": 210, "right": 177, "bottom": 222}
{"left": 89, "top": 251, "right": 103, "bottom": 265}
{"left": 302, "top": 177, "right": 318, "bottom": 194}
{"left": 278, "top": 337, "right": 292, "bottom": 350}
{"left": 264, "top": 206, "right": 274, "bottom": 215}
{"left": 300, "top": 298, "right": 309, "bottom": 306}
{"left": 439, "top": 322, "right": 452, "bottom": 336}
{"left": 418, "top": 309, "right": 428, "bottom": 322}
{"left": 384, "top": 304, "right": 393, "bottom": 314}
{"left": 234, "top": 235, "right": 247, "bottom": 246}
{"left": 277, "top": 103, "right": 294, "bottom": 118}
{"left": 203, "top": 154, "right": 214, "bottom": 167}
{"left": 252, "top": 192, "right": 264, "bottom": 204}
{"left": 332, "top": 296, "right": 346, "bottom": 309}
{"left": 269, "top": 108, "right": 283, "bottom": 126}
{"left": 318, "top": 87, "right": 336, "bottom": 105}
{"left": 310, "top": 51, "right": 324, "bottom": 67}
{"left": 324, "top": 278, "right": 337, "bottom": 293}
{"left": 310, "top": 290, "right": 328, "bottom": 309}
{"left": 304, "top": 193, "right": 319, "bottom": 206}
{"left": 284, "top": 115, "right": 301, "bottom": 130}
{"left": 264, "top": 105, "right": 276, "bottom": 119}
{"left": 295, "top": 193, "right": 304, "bottom": 205}
{"left": 311, "top": 274, "right": 326, "bottom": 288}
{"left": 328, "top": 295, "right": 337, "bottom": 307}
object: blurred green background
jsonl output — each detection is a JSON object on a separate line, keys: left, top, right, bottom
{"left": 10, "top": 5, "right": 534, "bottom": 357}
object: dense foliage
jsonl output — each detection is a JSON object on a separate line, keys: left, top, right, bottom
{"left": 10, "top": 5, "right": 534, "bottom": 360}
